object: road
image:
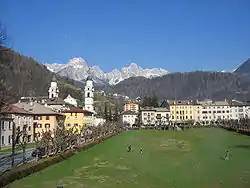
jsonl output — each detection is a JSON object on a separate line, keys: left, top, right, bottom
{"left": 0, "top": 148, "right": 35, "bottom": 172}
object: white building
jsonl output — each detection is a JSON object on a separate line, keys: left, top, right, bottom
{"left": 122, "top": 111, "right": 138, "bottom": 127}
{"left": 198, "top": 99, "right": 231, "bottom": 124}
{"left": 140, "top": 107, "right": 156, "bottom": 125}
{"left": 155, "top": 108, "right": 171, "bottom": 126}
{"left": 64, "top": 94, "right": 77, "bottom": 107}
{"left": 84, "top": 76, "right": 94, "bottom": 112}
{"left": 0, "top": 105, "right": 34, "bottom": 149}
{"left": 48, "top": 76, "right": 59, "bottom": 99}
{"left": 229, "top": 100, "right": 249, "bottom": 120}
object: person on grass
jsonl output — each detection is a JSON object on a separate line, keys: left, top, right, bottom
{"left": 127, "top": 144, "right": 132, "bottom": 152}
{"left": 225, "top": 149, "right": 230, "bottom": 160}
{"left": 140, "top": 147, "right": 143, "bottom": 154}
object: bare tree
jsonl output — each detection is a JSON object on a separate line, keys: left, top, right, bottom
{"left": 11, "top": 123, "right": 22, "bottom": 167}
{"left": 19, "top": 125, "right": 28, "bottom": 164}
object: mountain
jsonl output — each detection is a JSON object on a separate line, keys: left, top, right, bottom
{"left": 45, "top": 58, "right": 169, "bottom": 85}
{"left": 0, "top": 47, "right": 83, "bottom": 102}
{"left": 234, "top": 58, "right": 250, "bottom": 75}
{"left": 106, "top": 71, "right": 250, "bottom": 101}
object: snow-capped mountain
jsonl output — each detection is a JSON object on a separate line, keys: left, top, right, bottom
{"left": 45, "top": 57, "right": 169, "bottom": 85}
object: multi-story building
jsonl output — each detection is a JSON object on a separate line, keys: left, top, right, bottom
{"left": 169, "top": 100, "right": 197, "bottom": 123}
{"left": 64, "top": 107, "right": 94, "bottom": 130}
{"left": 122, "top": 111, "right": 138, "bottom": 127}
{"left": 140, "top": 107, "right": 170, "bottom": 126}
{"left": 0, "top": 104, "right": 33, "bottom": 149}
{"left": 14, "top": 102, "right": 65, "bottom": 139}
{"left": 228, "top": 100, "right": 249, "bottom": 120}
{"left": 141, "top": 107, "right": 156, "bottom": 125}
{"left": 124, "top": 103, "right": 139, "bottom": 113}
{"left": 197, "top": 99, "right": 231, "bottom": 124}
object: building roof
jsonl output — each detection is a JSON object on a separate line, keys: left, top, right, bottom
{"left": 155, "top": 107, "right": 170, "bottom": 112}
{"left": 228, "top": 100, "right": 246, "bottom": 106}
{"left": 168, "top": 100, "right": 198, "bottom": 105}
{"left": 44, "top": 98, "right": 66, "bottom": 105}
{"left": 125, "top": 102, "right": 138, "bottom": 106}
{"left": 122, "top": 111, "right": 138, "bottom": 115}
{"left": 0, "top": 104, "right": 32, "bottom": 115}
{"left": 140, "top": 107, "right": 156, "bottom": 111}
{"left": 64, "top": 107, "right": 86, "bottom": 113}
{"left": 14, "top": 102, "right": 64, "bottom": 116}
{"left": 197, "top": 100, "right": 229, "bottom": 106}
{"left": 160, "top": 100, "right": 169, "bottom": 108}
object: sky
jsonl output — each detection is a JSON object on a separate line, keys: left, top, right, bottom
{"left": 1, "top": 0, "right": 250, "bottom": 72}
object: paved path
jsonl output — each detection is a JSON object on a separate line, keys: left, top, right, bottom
{"left": 0, "top": 148, "right": 35, "bottom": 172}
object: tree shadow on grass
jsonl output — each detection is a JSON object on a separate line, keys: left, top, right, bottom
{"left": 230, "top": 145, "right": 250, "bottom": 150}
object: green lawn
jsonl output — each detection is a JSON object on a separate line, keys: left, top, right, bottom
{"left": 8, "top": 129, "right": 250, "bottom": 188}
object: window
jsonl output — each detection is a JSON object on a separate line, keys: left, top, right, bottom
{"left": 222, "top": 111, "right": 225, "bottom": 113}
{"left": 143, "top": 113, "right": 147, "bottom": 116}
{"left": 87, "top": 92, "right": 90, "bottom": 98}
{"left": 46, "top": 116, "right": 50, "bottom": 120}
{"left": 75, "top": 113, "right": 77, "bottom": 116}
{"left": 190, "top": 116, "right": 192, "bottom": 119}
{"left": 2, "top": 123, "right": 5, "bottom": 130}
{"left": 177, "top": 116, "right": 179, "bottom": 119}
{"left": 8, "top": 135, "right": 11, "bottom": 144}
{"left": 9, "top": 121, "right": 12, "bottom": 130}
{"left": 74, "top": 123, "right": 78, "bottom": 127}
{"left": 71, "top": 113, "right": 73, "bottom": 116}
{"left": 67, "top": 123, "right": 71, "bottom": 127}
{"left": 45, "top": 124, "right": 50, "bottom": 128}
{"left": 226, "top": 110, "right": 230, "bottom": 113}
{"left": 186, "top": 116, "right": 188, "bottom": 119}
{"left": 124, "top": 115, "right": 127, "bottom": 118}
{"left": 172, "top": 116, "right": 174, "bottom": 119}
{"left": 37, "top": 124, "right": 42, "bottom": 128}
{"left": 34, "top": 116, "right": 41, "bottom": 120}
{"left": 1, "top": 136, "right": 4, "bottom": 145}
{"left": 176, "top": 111, "right": 179, "bottom": 114}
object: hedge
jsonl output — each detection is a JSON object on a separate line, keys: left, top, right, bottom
{"left": 0, "top": 131, "right": 121, "bottom": 187}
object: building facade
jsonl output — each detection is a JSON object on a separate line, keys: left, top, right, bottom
{"left": 84, "top": 76, "right": 94, "bottom": 112}
{"left": 197, "top": 100, "right": 231, "bottom": 124}
{"left": 14, "top": 102, "right": 65, "bottom": 139}
{"left": 48, "top": 76, "right": 59, "bottom": 99}
{"left": 169, "top": 100, "right": 197, "bottom": 123}
{"left": 229, "top": 100, "right": 249, "bottom": 120}
{"left": 122, "top": 111, "right": 138, "bottom": 127}
{"left": 64, "top": 94, "right": 78, "bottom": 107}
{"left": 0, "top": 105, "right": 34, "bottom": 149}
{"left": 64, "top": 107, "right": 85, "bottom": 131}
{"left": 124, "top": 103, "right": 139, "bottom": 113}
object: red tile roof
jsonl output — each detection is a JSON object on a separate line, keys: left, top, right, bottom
{"left": 64, "top": 107, "right": 93, "bottom": 114}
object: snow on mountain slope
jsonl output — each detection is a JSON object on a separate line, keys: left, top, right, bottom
{"left": 45, "top": 57, "right": 169, "bottom": 85}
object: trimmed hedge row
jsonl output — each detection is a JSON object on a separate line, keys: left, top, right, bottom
{"left": 0, "top": 131, "right": 121, "bottom": 187}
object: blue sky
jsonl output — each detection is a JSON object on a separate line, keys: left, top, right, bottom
{"left": 1, "top": 0, "right": 250, "bottom": 72}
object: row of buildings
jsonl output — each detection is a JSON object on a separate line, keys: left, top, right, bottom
{"left": 122, "top": 99, "right": 250, "bottom": 127}
{"left": 0, "top": 76, "right": 105, "bottom": 149}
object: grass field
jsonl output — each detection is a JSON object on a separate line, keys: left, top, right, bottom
{"left": 8, "top": 129, "right": 250, "bottom": 188}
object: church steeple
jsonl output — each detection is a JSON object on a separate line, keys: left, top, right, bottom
{"left": 48, "top": 76, "right": 59, "bottom": 99}
{"left": 84, "top": 68, "right": 94, "bottom": 111}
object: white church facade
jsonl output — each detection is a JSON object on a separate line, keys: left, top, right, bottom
{"left": 84, "top": 76, "right": 95, "bottom": 112}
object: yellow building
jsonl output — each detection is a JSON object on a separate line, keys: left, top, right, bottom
{"left": 169, "top": 100, "right": 200, "bottom": 123}
{"left": 14, "top": 102, "right": 65, "bottom": 139}
{"left": 64, "top": 107, "right": 94, "bottom": 132}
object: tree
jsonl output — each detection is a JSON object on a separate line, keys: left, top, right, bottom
{"left": 151, "top": 94, "right": 159, "bottom": 107}
{"left": 108, "top": 106, "right": 112, "bottom": 122}
{"left": 113, "top": 106, "right": 119, "bottom": 122}
{"left": 11, "top": 123, "right": 22, "bottom": 167}
{"left": 19, "top": 125, "right": 29, "bottom": 164}
{"left": 104, "top": 102, "right": 108, "bottom": 121}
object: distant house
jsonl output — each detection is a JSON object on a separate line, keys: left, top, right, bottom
{"left": 124, "top": 102, "right": 139, "bottom": 113}
{"left": 64, "top": 94, "right": 78, "bottom": 107}
{"left": 122, "top": 111, "right": 138, "bottom": 127}
{"left": 0, "top": 104, "right": 34, "bottom": 149}
{"left": 63, "top": 107, "right": 94, "bottom": 131}
{"left": 140, "top": 107, "right": 170, "bottom": 126}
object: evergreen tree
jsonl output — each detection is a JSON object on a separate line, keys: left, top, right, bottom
{"left": 113, "top": 106, "right": 119, "bottom": 122}
{"left": 151, "top": 94, "right": 159, "bottom": 107}
{"left": 108, "top": 106, "right": 112, "bottom": 122}
{"left": 104, "top": 102, "right": 108, "bottom": 121}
